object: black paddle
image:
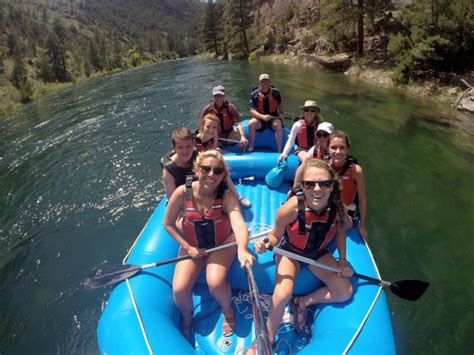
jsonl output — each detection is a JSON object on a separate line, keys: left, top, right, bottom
{"left": 83, "top": 229, "right": 270, "bottom": 289}
{"left": 270, "top": 244, "right": 429, "bottom": 301}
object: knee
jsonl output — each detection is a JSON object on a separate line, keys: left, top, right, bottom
{"left": 206, "top": 275, "right": 227, "bottom": 293}
{"left": 173, "top": 282, "right": 192, "bottom": 300}
{"left": 272, "top": 286, "right": 293, "bottom": 307}
{"left": 336, "top": 281, "right": 353, "bottom": 302}
{"left": 249, "top": 118, "right": 258, "bottom": 127}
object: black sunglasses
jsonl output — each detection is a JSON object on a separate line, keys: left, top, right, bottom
{"left": 304, "top": 108, "right": 317, "bottom": 113}
{"left": 302, "top": 179, "right": 333, "bottom": 190}
{"left": 317, "top": 131, "right": 329, "bottom": 138}
{"left": 199, "top": 165, "right": 225, "bottom": 175}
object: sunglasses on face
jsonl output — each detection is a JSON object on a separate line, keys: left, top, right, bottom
{"left": 304, "top": 108, "right": 317, "bottom": 113}
{"left": 317, "top": 131, "right": 329, "bottom": 138}
{"left": 302, "top": 179, "right": 333, "bottom": 190}
{"left": 199, "top": 165, "right": 225, "bottom": 175}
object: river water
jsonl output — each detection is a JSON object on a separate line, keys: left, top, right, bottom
{"left": 1, "top": 59, "right": 473, "bottom": 354}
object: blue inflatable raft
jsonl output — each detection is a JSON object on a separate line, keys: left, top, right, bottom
{"left": 97, "top": 128, "right": 396, "bottom": 354}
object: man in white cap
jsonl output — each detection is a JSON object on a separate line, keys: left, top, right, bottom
{"left": 199, "top": 85, "right": 248, "bottom": 149}
{"left": 248, "top": 74, "right": 284, "bottom": 152}
{"left": 278, "top": 100, "right": 324, "bottom": 162}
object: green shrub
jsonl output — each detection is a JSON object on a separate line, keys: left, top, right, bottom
{"left": 248, "top": 51, "right": 257, "bottom": 62}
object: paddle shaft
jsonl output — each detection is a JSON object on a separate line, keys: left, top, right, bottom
{"left": 138, "top": 229, "right": 271, "bottom": 271}
{"left": 218, "top": 137, "right": 241, "bottom": 144}
{"left": 272, "top": 247, "right": 391, "bottom": 287}
{"left": 245, "top": 263, "right": 272, "bottom": 355}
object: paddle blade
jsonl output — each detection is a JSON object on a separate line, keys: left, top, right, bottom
{"left": 389, "top": 280, "right": 430, "bottom": 301}
{"left": 84, "top": 264, "right": 142, "bottom": 289}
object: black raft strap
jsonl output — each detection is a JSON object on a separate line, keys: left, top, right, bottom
{"left": 295, "top": 188, "right": 306, "bottom": 235}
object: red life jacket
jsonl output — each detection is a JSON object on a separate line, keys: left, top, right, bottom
{"left": 181, "top": 177, "right": 231, "bottom": 249}
{"left": 285, "top": 189, "right": 338, "bottom": 254}
{"left": 208, "top": 101, "right": 233, "bottom": 135}
{"left": 256, "top": 88, "right": 279, "bottom": 116}
{"left": 330, "top": 156, "right": 358, "bottom": 206}
{"left": 296, "top": 118, "right": 319, "bottom": 149}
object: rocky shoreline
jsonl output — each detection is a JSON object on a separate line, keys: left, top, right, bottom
{"left": 260, "top": 53, "right": 474, "bottom": 115}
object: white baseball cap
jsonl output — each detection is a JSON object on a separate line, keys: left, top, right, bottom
{"left": 317, "top": 122, "right": 335, "bottom": 134}
{"left": 212, "top": 85, "right": 225, "bottom": 96}
{"left": 259, "top": 73, "right": 270, "bottom": 82}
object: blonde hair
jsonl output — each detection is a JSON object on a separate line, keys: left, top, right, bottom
{"left": 200, "top": 113, "right": 221, "bottom": 134}
{"left": 194, "top": 149, "right": 229, "bottom": 178}
{"left": 301, "top": 159, "right": 344, "bottom": 226}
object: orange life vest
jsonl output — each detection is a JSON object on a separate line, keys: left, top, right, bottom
{"left": 256, "top": 88, "right": 279, "bottom": 116}
{"left": 208, "top": 101, "right": 234, "bottom": 135}
{"left": 181, "top": 178, "right": 231, "bottom": 249}
{"left": 285, "top": 189, "right": 338, "bottom": 254}
{"left": 296, "top": 118, "right": 319, "bottom": 149}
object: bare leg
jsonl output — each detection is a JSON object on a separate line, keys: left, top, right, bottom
{"left": 172, "top": 255, "right": 205, "bottom": 337}
{"left": 267, "top": 255, "right": 300, "bottom": 344}
{"left": 273, "top": 119, "right": 283, "bottom": 153}
{"left": 296, "top": 254, "right": 353, "bottom": 308}
{"left": 297, "top": 151, "right": 307, "bottom": 162}
{"left": 248, "top": 118, "right": 261, "bottom": 151}
{"left": 226, "top": 175, "right": 240, "bottom": 200}
{"left": 206, "top": 245, "right": 237, "bottom": 335}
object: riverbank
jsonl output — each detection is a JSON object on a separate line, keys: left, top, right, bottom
{"left": 260, "top": 54, "right": 469, "bottom": 110}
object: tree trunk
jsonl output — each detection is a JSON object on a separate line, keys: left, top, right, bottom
{"left": 357, "top": 0, "right": 364, "bottom": 56}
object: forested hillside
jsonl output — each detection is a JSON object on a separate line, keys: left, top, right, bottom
{"left": 200, "top": 0, "right": 473, "bottom": 87}
{"left": 0, "top": 0, "right": 202, "bottom": 115}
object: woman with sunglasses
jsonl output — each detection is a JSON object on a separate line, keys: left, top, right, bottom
{"left": 164, "top": 150, "right": 255, "bottom": 340}
{"left": 278, "top": 100, "right": 323, "bottom": 163}
{"left": 254, "top": 159, "right": 353, "bottom": 345}
{"left": 326, "top": 131, "right": 368, "bottom": 239}
{"left": 195, "top": 113, "right": 251, "bottom": 208}
{"left": 292, "top": 122, "right": 335, "bottom": 189}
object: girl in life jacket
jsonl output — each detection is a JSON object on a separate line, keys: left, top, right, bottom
{"left": 292, "top": 122, "right": 336, "bottom": 191}
{"left": 195, "top": 114, "right": 252, "bottom": 209}
{"left": 326, "top": 131, "right": 368, "bottom": 239}
{"left": 279, "top": 100, "right": 323, "bottom": 162}
{"left": 194, "top": 113, "right": 220, "bottom": 152}
{"left": 164, "top": 150, "right": 255, "bottom": 340}
{"left": 254, "top": 159, "right": 353, "bottom": 345}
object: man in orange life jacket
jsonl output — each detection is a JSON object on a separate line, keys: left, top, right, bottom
{"left": 199, "top": 85, "right": 248, "bottom": 150}
{"left": 248, "top": 74, "right": 284, "bottom": 152}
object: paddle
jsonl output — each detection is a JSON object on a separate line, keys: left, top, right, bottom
{"left": 218, "top": 137, "right": 241, "bottom": 144}
{"left": 83, "top": 229, "right": 270, "bottom": 289}
{"left": 244, "top": 263, "right": 272, "bottom": 355}
{"left": 270, "top": 244, "right": 429, "bottom": 301}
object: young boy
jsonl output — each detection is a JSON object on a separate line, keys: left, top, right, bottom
{"left": 161, "top": 127, "right": 197, "bottom": 198}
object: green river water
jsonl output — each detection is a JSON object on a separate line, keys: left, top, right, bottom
{"left": 0, "top": 58, "right": 473, "bottom": 354}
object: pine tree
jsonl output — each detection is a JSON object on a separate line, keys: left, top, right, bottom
{"left": 200, "top": 0, "right": 223, "bottom": 56}
{"left": 317, "top": 0, "right": 390, "bottom": 55}
{"left": 45, "top": 32, "right": 69, "bottom": 82}
{"left": 10, "top": 54, "right": 27, "bottom": 89}
{"left": 223, "top": 0, "right": 252, "bottom": 58}
{"left": 88, "top": 39, "right": 102, "bottom": 72}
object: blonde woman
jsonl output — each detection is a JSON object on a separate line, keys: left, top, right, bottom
{"left": 164, "top": 150, "right": 255, "bottom": 340}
